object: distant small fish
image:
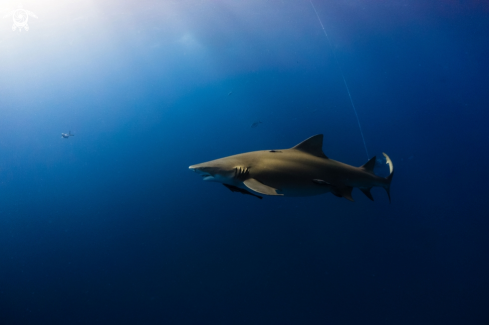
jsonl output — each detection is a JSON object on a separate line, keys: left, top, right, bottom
{"left": 251, "top": 121, "right": 262, "bottom": 128}
{"left": 61, "top": 131, "right": 74, "bottom": 139}
{"left": 227, "top": 91, "right": 233, "bottom": 96}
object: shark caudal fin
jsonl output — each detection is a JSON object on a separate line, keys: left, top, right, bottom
{"left": 359, "top": 154, "right": 394, "bottom": 202}
{"left": 382, "top": 153, "right": 394, "bottom": 203}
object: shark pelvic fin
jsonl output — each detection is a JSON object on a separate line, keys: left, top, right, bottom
{"left": 361, "top": 156, "right": 376, "bottom": 174}
{"left": 332, "top": 186, "right": 354, "bottom": 202}
{"left": 292, "top": 134, "right": 328, "bottom": 159}
{"left": 243, "top": 178, "right": 283, "bottom": 196}
{"left": 360, "top": 188, "right": 374, "bottom": 201}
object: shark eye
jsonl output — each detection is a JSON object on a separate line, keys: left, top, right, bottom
{"left": 269, "top": 150, "right": 282, "bottom": 153}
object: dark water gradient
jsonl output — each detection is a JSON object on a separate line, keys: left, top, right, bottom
{"left": 0, "top": 0, "right": 488, "bottom": 324}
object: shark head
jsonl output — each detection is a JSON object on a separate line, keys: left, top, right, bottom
{"left": 189, "top": 159, "right": 237, "bottom": 183}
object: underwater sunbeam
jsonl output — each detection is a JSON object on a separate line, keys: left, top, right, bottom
{"left": 309, "top": 0, "right": 370, "bottom": 160}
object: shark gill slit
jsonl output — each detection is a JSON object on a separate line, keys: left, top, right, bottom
{"left": 309, "top": 0, "right": 370, "bottom": 160}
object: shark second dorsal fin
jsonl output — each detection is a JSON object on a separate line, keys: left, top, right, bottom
{"left": 292, "top": 134, "right": 328, "bottom": 159}
{"left": 361, "top": 156, "right": 376, "bottom": 174}
{"left": 243, "top": 178, "right": 283, "bottom": 196}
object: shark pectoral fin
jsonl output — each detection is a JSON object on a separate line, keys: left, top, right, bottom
{"left": 243, "top": 178, "right": 283, "bottom": 196}
{"left": 360, "top": 188, "right": 374, "bottom": 201}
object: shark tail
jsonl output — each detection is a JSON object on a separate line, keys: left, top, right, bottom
{"left": 382, "top": 153, "right": 394, "bottom": 203}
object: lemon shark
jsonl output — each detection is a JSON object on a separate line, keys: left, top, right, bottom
{"left": 189, "top": 134, "right": 394, "bottom": 202}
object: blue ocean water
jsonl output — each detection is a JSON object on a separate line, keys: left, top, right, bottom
{"left": 0, "top": 0, "right": 488, "bottom": 324}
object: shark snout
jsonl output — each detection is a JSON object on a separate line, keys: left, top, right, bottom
{"left": 189, "top": 165, "right": 204, "bottom": 175}
{"left": 189, "top": 165, "right": 215, "bottom": 181}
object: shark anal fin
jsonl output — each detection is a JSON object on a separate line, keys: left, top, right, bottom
{"left": 243, "top": 178, "right": 283, "bottom": 196}
{"left": 292, "top": 134, "right": 328, "bottom": 159}
{"left": 223, "top": 184, "right": 262, "bottom": 199}
{"left": 342, "top": 187, "right": 354, "bottom": 202}
{"left": 360, "top": 188, "right": 374, "bottom": 201}
{"left": 361, "top": 156, "right": 376, "bottom": 174}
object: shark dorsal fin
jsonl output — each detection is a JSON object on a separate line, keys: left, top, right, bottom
{"left": 292, "top": 134, "right": 328, "bottom": 159}
{"left": 361, "top": 156, "right": 376, "bottom": 174}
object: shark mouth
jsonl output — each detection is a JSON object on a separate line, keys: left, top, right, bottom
{"left": 189, "top": 166, "right": 215, "bottom": 181}
{"left": 199, "top": 172, "right": 214, "bottom": 181}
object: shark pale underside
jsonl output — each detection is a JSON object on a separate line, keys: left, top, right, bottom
{"left": 189, "top": 134, "right": 394, "bottom": 202}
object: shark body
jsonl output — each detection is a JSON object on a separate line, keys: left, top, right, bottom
{"left": 189, "top": 134, "right": 394, "bottom": 202}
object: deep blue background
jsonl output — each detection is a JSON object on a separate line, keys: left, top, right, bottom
{"left": 0, "top": 0, "right": 488, "bottom": 324}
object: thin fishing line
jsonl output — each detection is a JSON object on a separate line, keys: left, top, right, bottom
{"left": 309, "top": 0, "right": 370, "bottom": 160}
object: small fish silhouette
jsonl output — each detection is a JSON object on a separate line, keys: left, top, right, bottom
{"left": 251, "top": 121, "right": 262, "bottom": 128}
